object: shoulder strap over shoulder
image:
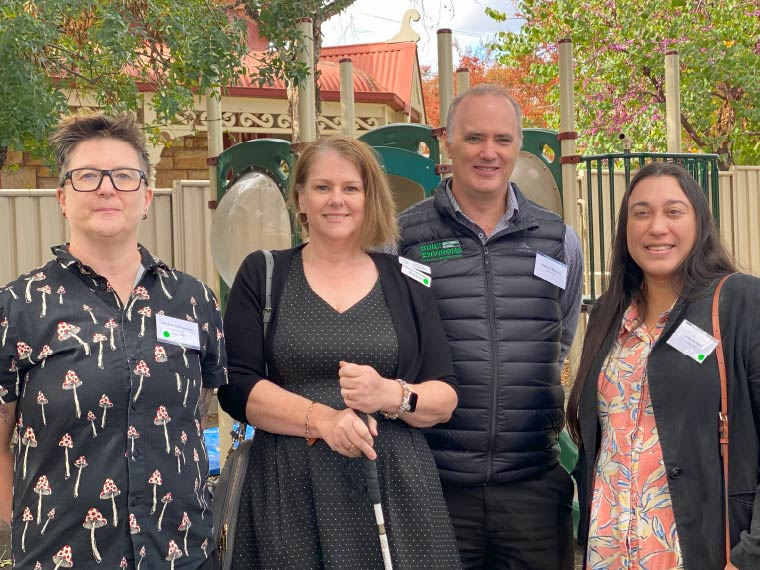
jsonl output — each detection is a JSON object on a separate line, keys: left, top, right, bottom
{"left": 261, "top": 250, "right": 274, "bottom": 335}
{"left": 712, "top": 272, "right": 735, "bottom": 565}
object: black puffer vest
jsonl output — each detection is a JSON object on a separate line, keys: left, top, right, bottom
{"left": 398, "top": 181, "right": 567, "bottom": 486}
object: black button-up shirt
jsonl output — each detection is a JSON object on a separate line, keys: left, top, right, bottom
{"left": 0, "top": 245, "right": 227, "bottom": 569}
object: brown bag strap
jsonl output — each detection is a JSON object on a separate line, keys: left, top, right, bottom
{"left": 712, "top": 273, "right": 734, "bottom": 564}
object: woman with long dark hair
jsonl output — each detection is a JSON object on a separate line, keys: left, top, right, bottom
{"left": 568, "top": 162, "right": 760, "bottom": 569}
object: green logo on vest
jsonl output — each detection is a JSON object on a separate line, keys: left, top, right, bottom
{"left": 419, "top": 239, "right": 463, "bottom": 262}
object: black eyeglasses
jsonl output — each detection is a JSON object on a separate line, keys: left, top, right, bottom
{"left": 62, "top": 168, "right": 147, "bottom": 192}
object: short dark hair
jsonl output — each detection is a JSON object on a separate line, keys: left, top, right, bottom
{"left": 567, "top": 162, "right": 736, "bottom": 443}
{"left": 52, "top": 112, "right": 151, "bottom": 183}
{"left": 287, "top": 135, "right": 399, "bottom": 250}
{"left": 446, "top": 84, "right": 523, "bottom": 143}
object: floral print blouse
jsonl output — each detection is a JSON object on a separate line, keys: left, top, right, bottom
{"left": 587, "top": 304, "right": 683, "bottom": 570}
{"left": 0, "top": 245, "right": 227, "bottom": 569}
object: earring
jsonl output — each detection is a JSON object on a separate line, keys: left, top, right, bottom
{"left": 295, "top": 210, "right": 308, "bottom": 225}
{"left": 62, "top": 210, "right": 67, "bottom": 219}
{"left": 142, "top": 212, "right": 148, "bottom": 220}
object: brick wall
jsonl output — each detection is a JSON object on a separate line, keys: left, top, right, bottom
{"left": 0, "top": 134, "right": 211, "bottom": 189}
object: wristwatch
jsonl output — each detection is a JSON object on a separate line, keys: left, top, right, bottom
{"left": 381, "top": 378, "right": 417, "bottom": 419}
{"left": 408, "top": 390, "right": 418, "bottom": 413}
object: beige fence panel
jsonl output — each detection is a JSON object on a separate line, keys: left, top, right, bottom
{"left": 170, "top": 180, "right": 217, "bottom": 293}
{"left": 1, "top": 189, "right": 173, "bottom": 286}
{"left": 724, "top": 167, "right": 760, "bottom": 276}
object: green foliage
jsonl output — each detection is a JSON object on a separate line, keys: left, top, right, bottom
{"left": 0, "top": 0, "right": 248, "bottom": 166}
{"left": 488, "top": 0, "right": 760, "bottom": 167}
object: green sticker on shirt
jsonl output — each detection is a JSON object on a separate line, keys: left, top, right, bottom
{"left": 419, "top": 239, "right": 463, "bottom": 262}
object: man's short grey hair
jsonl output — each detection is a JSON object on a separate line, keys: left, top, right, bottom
{"left": 445, "top": 84, "right": 524, "bottom": 143}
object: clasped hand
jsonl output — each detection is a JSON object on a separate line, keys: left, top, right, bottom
{"left": 338, "top": 360, "right": 396, "bottom": 413}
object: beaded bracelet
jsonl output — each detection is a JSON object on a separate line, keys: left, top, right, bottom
{"left": 305, "top": 400, "right": 317, "bottom": 446}
{"left": 380, "top": 379, "right": 412, "bottom": 420}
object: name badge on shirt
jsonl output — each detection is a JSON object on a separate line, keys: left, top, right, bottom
{"left": 666, "top": 319, "right": 719, "bottom": 363}
{"left": 401, "top": 264, "right": 432, "bottom": 287}
{"left": 533, "top": 252, "right": 568, "bottom": 290}
{"left": 399, "top": 256, "right": 431, "bottom": 275}
{"left": 156, "top": 313, "right": 201, "bottom": 350}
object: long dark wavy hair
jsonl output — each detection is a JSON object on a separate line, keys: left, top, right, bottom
{"left": 566, "top": 162, "right": 736, "bottom": 444}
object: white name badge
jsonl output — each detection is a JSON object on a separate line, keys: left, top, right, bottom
{"left": 666, "top": 319, "right": 719, "bottom": 363}
{"left": 401, "top": 264, "right": 432, "bottom": 287}
{"left": 533, "top": 252, "right": 568, "bottom": 290}
{"left": 156, "top": 313, "right": 201, "bottom": 350}
{"left": 399, "top": 256, "right": 431, "bottom": 275}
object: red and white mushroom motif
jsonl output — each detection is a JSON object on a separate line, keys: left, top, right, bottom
{"left": 34, "top": 562, "right": 42, "bottom": 570}
{"left": 100, "top": 478, "right": 121, "bottom": 527}
{"left": 148, "top": 470, "right": 162, "bottom": 513}
{"left": 201, "top": 537, "right": 209, "bottom": 559}
{"left": 174, "top": 446, "right": 182, "bottom": 474}
{"left": 178, "top": 511, "right": 192, "bottom": 555}
{"left": 57, "top": 321, "right": 90, "bottom": 355}
{"left": 0, "top": 385, "right": 8, "bottom": 404}
{"left": 99, "top": 394, "right": 113, "bottom": 429}
{"left": 120, "top": 557, "right": 128, "bottom": 569}
{"left": 9, "top": 358, "right": 19, "bottom": 397}
{"left": 154, "top": 405, "right": 172, "bottom": 454}
{"left": 138, "top": 545, "right": 146, "bottom": 569}
{"left": 16, "top": 341, "right": 35, "bottom": 365}
{"left": 129, "top": 512, "right": 141, "bottom": 534}
{"left": 86, "top": 410, "right": 98, "bottom": 438}
{"left": 37, "top": 345, "right": 53, "bottom": 368}
{"left": 179, "top": 431, "right": 188, "bottom": 465}
{"left": 157, "top": 492, "right": 173, "bottom": 530}
{"left": 127, "top": 426, "right": 140, "bottom": 460}
{"left": 83, "top": 304, "right": 98, "bottom": 324}
{"left": 21, "top": 427, "right": 37, "bottom": 480}
{"left": 62, "top": 370, "right": 82, "bottom": 418}
{"left": 34, "top": 475, "right": 52, "bottom": 525}
{"left": 132, "top": 360, "right": 151, "bottom": 402}
{"left": 126, "top": 286, "right": 150, "bottom": 321}
{"left": 73, "top": 456, "right": 87, "bottom": 498}
{"left": 92, "top": 333, "right": 108, "bottom": 369}
{"left": 24, "top": 272, "right": 45, "bottom": 303}
{"left": 41, "top": 507, "right": 56, "bottom": 535}
{"left": 36, "top": 391, "right": 48, "bottom": 426}
{"left": 193, "top": 447, "right": 202, "bottom": 483}
{"left": 83, "top": 507, "right": 107, "bottom": 563}
{"left": 56, "top": 285, "right": 66, "bottom": 304}
{"left": 52, "top": 544, "right": 73, "bottom": 569}
{"left": 154, "top": 344, "right": 167, "bottom": 363}
{"left": 58, "top": 433, "right": 73, "bottom": 479}
{"left": 37, "top": 285, "right": 52, "bottom": 317}
{"left": 21, "top": 506, "right": 33, "bottom": 552}
{"left": 104, "top": 318, "right": 118, "bottom": 351}
{"left": 137, "top": 306, "right": 152, "bottom": 337}
{"left": 166, "top": 539, "right": 184, "bottom": 569}
{"left": 190, "top": 296, "right": 198, "bottom": 319}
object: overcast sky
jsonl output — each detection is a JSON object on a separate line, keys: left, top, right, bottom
{"left": 321, "top": 0, "right": 523, "bottom": 70}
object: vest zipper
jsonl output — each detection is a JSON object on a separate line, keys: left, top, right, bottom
{"left": 483, "top": 246, "right": 499, "bottom": 483}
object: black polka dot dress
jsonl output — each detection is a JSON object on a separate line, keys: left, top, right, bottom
{"left": 231, "top": 252, "right": 461, "bottom": 569}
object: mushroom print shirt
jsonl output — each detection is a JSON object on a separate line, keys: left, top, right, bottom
{"left": 0, "top": 244, "right": 227, "bottom": 569}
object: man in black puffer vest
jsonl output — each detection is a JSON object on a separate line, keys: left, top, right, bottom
{"left": 398, "top": 85, "right": 583, "bottom": 569}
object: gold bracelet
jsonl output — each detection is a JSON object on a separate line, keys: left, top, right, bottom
{"left": 305, "top": 400, "right": 317, "bottom": 446}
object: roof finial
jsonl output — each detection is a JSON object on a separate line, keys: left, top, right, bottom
{"left": 386, "top": 9, "right": 421, "bottom": 44}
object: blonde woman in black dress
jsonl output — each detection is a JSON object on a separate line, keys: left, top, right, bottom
{"left": 218, "top": 135, "right": 461, "bottom": 569}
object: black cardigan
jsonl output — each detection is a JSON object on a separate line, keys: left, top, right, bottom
{"left": 574, "top": 273, "right": 760, "bottom": 569}
{"left": 218, "top": 246, "right": 458, "bottom": 423}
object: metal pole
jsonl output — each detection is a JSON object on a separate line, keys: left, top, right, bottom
{"left": 437, "top": 29, "right": 453, "bottom": 164}
{"left": 665, "top": 50, "right": 682, "bottom": 153}
{"left": 296, "top": 17, "right": 317, "bottom": 143}
{"left": 205, "top": 86, "right": 234, "bottom": 467}
{"left": 339, "top": 58, "right": 356, "bottom": 138}
{"left": 456, "top": 67, "right": 470, "bottom": 96}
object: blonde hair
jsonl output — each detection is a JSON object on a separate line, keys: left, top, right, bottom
{"left": 287, "top": 135, "right": 399, "bottom": 250}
